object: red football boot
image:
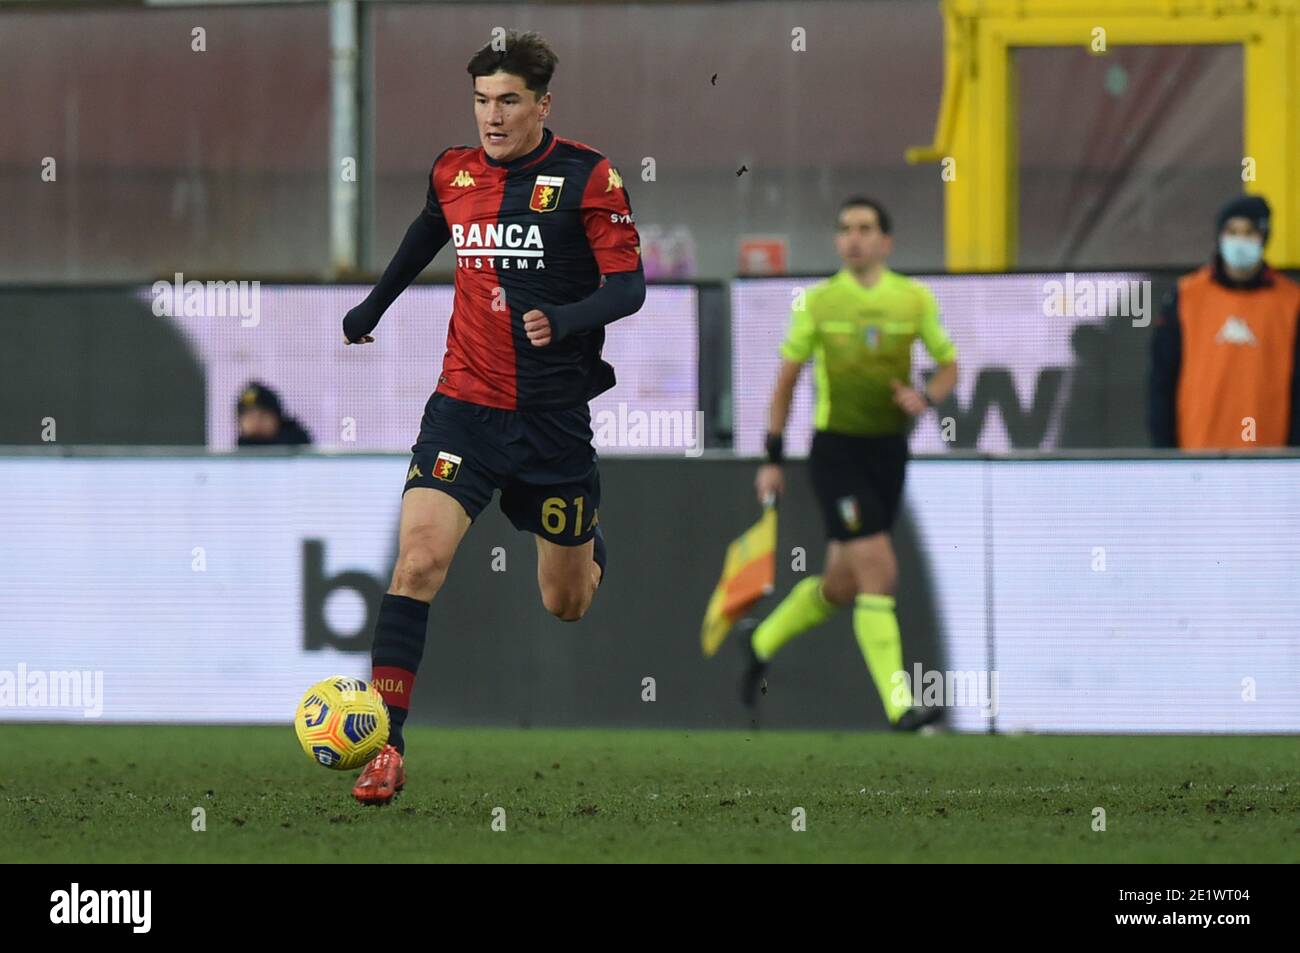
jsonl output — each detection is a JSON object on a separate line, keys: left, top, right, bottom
{"left": 352, "top": 744, "right": 405, "bottom": 805}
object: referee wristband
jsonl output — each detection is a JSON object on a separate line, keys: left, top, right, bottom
{"left": 764, "top": 432, "right": 785, "bottom": 465}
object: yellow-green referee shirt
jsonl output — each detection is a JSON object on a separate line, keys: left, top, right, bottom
{"left": 781, "top": 268, "right": 957, "bottom": 436}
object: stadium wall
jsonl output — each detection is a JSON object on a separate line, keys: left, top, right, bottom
{"left": 1, "top": 453, "right": 1296, "bottom": 734}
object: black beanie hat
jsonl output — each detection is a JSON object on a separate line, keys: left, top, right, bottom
{"left": 237, "top": 382, "right": 283, "bottom": 418}
{"left": 1216, "top": 195, "right": 1270, "bottom": 243}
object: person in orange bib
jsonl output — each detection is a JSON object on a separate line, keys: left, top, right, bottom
{"left": 1149, "top": 195, "right": 1300, "bottom": 450}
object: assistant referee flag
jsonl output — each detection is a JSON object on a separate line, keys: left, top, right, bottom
{"left": 700, "top": 503, "right": 777, "bottom": 657}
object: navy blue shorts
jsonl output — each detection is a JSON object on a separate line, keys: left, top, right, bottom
{"left": 404, "top": 391, "right": 601, "bottom": 545}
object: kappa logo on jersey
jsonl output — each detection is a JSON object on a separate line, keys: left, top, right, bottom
{"left": 605, "top": 167, "right": 623, "bottom": 192}
{"left": 433, "top": 451, "right": 462, "bottom": 482}
{"left": 529, "top": 175, "right": 565, "bottom": 213}
{"left": 1215, "top": 315, "right": 1258, "bottom": 346}
{"left": 451, "top": 169, "right": 476, "bottom": 188}
{"left": 406, "top": 463, "right": 423, "bottom": 482}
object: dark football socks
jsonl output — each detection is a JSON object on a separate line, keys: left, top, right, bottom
{"left": 592, "top": 523, "right": 607, "bottom": 585}
{"left": 370, "top": 593, "right": 430, "bottom": 756}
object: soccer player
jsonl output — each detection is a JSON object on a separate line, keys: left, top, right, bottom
{"left": 744, "top": 197, "right": 957, "bottom": 731}
{"left": 341, "top": 32, "right": 644, "bottom": 804}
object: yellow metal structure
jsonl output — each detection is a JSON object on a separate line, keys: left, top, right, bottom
{"left": 907, "top": 0, "right": 1299, "bottom": 270}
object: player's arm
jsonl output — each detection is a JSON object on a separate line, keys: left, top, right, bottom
{"left": 893, "top": 285, "right": 958, "bottom": 416}
{"left": 343, "top": 163, "right": 452, "bottom": 344}
{"left": 529, "top": 158, "right": 645, "bottom": 346}
{"left": 767, "top": 359, "right": 803, "bottom": 437}
{"left": 922, "top": 361, "right": 958, "bottom": 404}
{"left": 1147, "top": 287, "right": 1181, "bottom": 448}
{"left": 755, "top": 298, "right": 815, "bottom": 501}
{"left": 755, "top": 359, "right": 803, "bottom": 503}
{"left": 528, "top": 268, "right": 646, "bottom": 346}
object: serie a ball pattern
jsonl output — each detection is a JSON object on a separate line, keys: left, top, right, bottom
{"left": 294, "top": 676, "right": 391, "bottom": 770}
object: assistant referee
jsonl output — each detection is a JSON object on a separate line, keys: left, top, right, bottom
{"left": 746, "top": 197, "right": 958, "bottom": 731}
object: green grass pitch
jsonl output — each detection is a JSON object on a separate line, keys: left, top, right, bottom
{"left": 2, "top": 725, "right": 1296, "bottom": 862}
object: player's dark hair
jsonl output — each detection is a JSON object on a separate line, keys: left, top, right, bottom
{"left": 466, "top": 31, "right": 558, "bottom": 99}
{"left": 839, "top": 196, "right": 892, "bottom": 234}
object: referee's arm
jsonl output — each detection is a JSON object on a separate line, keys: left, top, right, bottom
{"left": 766, "top": 358, "right": 804, "bottom": 444}
{"left": 755, "top": 359, "right": 803, "bottom": 502}
{"left": 767, "top": 297, "right": 816, "bottom": 452}
{"left": 924, "top": 361, "right": 958, "bottom": 406}
{"left": 916, "top": 288, "right": 958, "bottom": 409}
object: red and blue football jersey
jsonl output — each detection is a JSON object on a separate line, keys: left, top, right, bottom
{"left": 423, "top": 127, "right": 642, "bottom": 410}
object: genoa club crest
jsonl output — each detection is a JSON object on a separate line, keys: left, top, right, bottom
{"left": 529, "top": 175, "right": 565, "bottom": 213}
{"left": 433, "top": 451, "right": 462, "bottom": 483}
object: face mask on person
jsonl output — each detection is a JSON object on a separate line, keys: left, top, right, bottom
{"left": 1219, "top": 235, "right": 1263, "bottom": 271}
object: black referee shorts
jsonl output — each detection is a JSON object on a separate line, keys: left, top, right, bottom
{"left": 402, "top": 391, "right": 601, "bottom": 545}
{"left": 809, "top": 430, "right": 908, "bottom": 541}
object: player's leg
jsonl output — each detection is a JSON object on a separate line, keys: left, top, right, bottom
{"left": 819, "top": 540, "right": 860, "bottom": 607}
{"left": 354, "top": 488, "right": 471, "bottom": 805}
{"left": 534, "top": 534, "right": 600, "bottom": 621}
{"left": 744, "top": 432, "right": 858, "bottom": 672}
{"left": 749, "top": 553, "right": 841, "bottom": 663}
{"left": 839, "top": 530, "right": 913, "bottom": 723}
{"left": 355, "top": 394, "right": 498, "bottom": 804}
{"left": 374, "top": 486, "right": 472, "bottom": 747}
{"left": 739, "top": 547, "right": 842, "bottom": 706}
{"left": 501, "top": 402, "right": 605, "bottom": 621}
{"left": 835, "top": 433, "right": 935, "bottom": 728}
{"left": 373, "top": 396, "right": 499, "bottom": 752}
{"left": 500, "top": 476, "right": 602, "bottom": 620}
{"left": 739, "top": 538, "right": 860, "bottom": 706}
{"left": 390, "top": 486, "right": 472, "bottom": 597}
{"left": 841, "top": 530, "right": 897, "bottom": 595}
